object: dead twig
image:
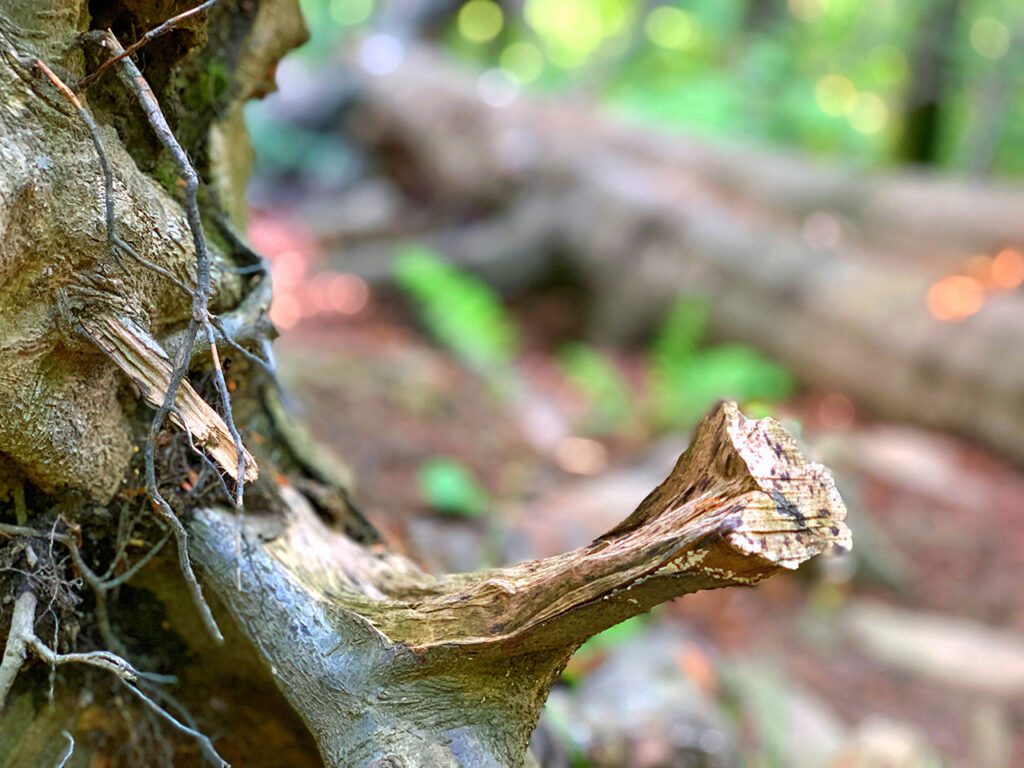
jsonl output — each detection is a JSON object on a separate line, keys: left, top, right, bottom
{"left": 29, "top": 7, "right": 276, "bottom": 685}
{"left": 0, "top": 590, "right": 36, "bottom": 708}
{"left": 45, "top": 29, "right": 266, "bottom": 642}
{"left": 124, "top": 680, "right": 228, "bottom": 768}
{"left": 0, "top": 523, "right": 70, "bottom": 543}
{"left": 104, "top": 29, "right": 250, "bottom": 610}
{"left": 33, "top": 61, "right": 116, "bottom": 257}
{"left": 55, "top": 732, "right": 74, "bottom": 768}
{"left": 65, "top": 530, "right": 170, "bottom": 656}
{"left": 76, "top": 1, "right": 218, "bottom": 91}
{"left": 2, "top": 520, "right": 170, "bottom": 677}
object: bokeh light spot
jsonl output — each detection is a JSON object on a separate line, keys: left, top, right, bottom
{"left": 359, "top": 34, "right": 404, "bottom": 76}
{"left": 970, "top": 17, "right": 1010, "bottom": 60}
{"left": 329, "top": 0, "right": 373, "bottom": 26}
{"left": 991, "top": 248, "right": 1024, "bottom": 290}
{"left": 458, "top": 0, "right": 505, "bottom": 44}
{"left": 270, "top": 293, "right": 302, "bottom": 330}
{"left": 271, "top": 250, "right": 309, "bottom": 288}
{"left": 554, "top": 436, "right": 608, "bottom": 475}
{"left": 325, "top": 273, "right": 370, "bottom": 315}
{"left": 815, "top": 74, "right": 857, "bottom": 116}
{"left": 788, "top": 0, "right": 825, "bottom": 23}
{"left": 644, "top": 6, "right": 699, "bottom": 51}
{"left": 849, "top": 92, "right": 888, "bottom": 134}
{"left": 927, "top": 275, "right": 985, "bottom": 322}
{"left": 500, "top": 41, "right": 544, "bottom": 84}
{"left": 525, "top": 0, "right": 606, "bottom": 68}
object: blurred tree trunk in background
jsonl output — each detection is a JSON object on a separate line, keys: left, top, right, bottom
{"left": 958, "top": 19, "right": 1023, "bottom": 177}
{"left": 897, "top": 0, "right": 963, "bottom": 165}
{"left": 326, "top": 47, "right": 1024, "bottom": 465}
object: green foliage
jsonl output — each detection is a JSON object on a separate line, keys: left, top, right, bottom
{"left": 651, "top": 296, "right": 708, "bottom": 363}
{"left": 650, "top": 298, "right": 794, "bottom": 428}
{"left": 394, "top": 245, "right": 519, "bottom": 371}
{"left": 575, "top": 613, "right": 649, "bottom": 656}
{"left": 249, "top": 0, "right": 1024, "bottom": 180}
{"left": 429, "top": 0, "right": 1024, "bottom": 175}
{"left": 557, "top": 343, "right": 631, "bottom": 434}
{"left": 417, "top": 458, "right": 488, "bottom": 518}
{"left": 393, "top": 251, "right": 793, "bottom": 434}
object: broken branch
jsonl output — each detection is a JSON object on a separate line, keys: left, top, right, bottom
{"left": 190, "top": 402, "right": 850, "bottom": 765}
{"left": 76, "top": 1, "right": 218, "bottom": 91}
{"left": 80, "top": 314, "right": 257, "bottom": 484}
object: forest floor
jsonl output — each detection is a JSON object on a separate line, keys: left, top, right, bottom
{"left": 262, "top": 223, "right": 1024, "bottom": 768}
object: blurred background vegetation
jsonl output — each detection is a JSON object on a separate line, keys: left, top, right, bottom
{"left": 242, "top": 1, "right": 1024, "bottom": 766}
{"left": 252, "top": 0, "right": 1024, "bottom": 179}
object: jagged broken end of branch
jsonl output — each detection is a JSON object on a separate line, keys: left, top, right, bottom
{"left": 180, "top": 401, "right": 849, "bottom": 763}
{"left": 191, "top": 400, "right": 850, "bottom": 664}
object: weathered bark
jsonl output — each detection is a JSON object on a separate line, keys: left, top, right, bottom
{"left": 321, "top": 47, "right": 1024, "bottom": 464}
{"left": 0, "top": 5, "right": 849, "bottom": 767}
{"left": 190, "top": 402, "right": 848, "bottom": 765}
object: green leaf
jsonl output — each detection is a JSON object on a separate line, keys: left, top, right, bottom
{"left": 394, "top": 245, "right": 519, "bottom": 371}
{"left": 417, "top": 458, "right": 488, "bottom": 518}
{"left": 652, "top": 296, "right": 709, "bottom": 366}
{"left": 557, "top": 343, "right": 631, "bottom": 433}
{"left": 650, "top": 297, "right": 793, "bottom": 428}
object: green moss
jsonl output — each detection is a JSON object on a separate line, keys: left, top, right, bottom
{"left": 151, "top": 158, "right": 180, "bottom": 196}
{"left": 181, "top": 60, "right": 231, "bottom": 113}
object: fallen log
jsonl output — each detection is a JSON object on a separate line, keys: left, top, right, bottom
{"left": 315, "top": 47, "right": 1024, "bottom": 464}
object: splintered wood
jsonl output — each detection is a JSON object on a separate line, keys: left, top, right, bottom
{"left": 82, "top": 314, "right": 258, "bottom": 483}
{"left": 243, "top": 401, "right": 848, "bottom": 655}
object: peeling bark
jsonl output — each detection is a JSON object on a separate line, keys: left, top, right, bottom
{"left": 80, "top": 313, "right": 258, "bottom": 483}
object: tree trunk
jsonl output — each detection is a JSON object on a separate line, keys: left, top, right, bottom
{"left": 0, "top": 4, "right": 849, "bottom": 766}
{"left": 897, "top": 0, "right": 962, "bottom": 165}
